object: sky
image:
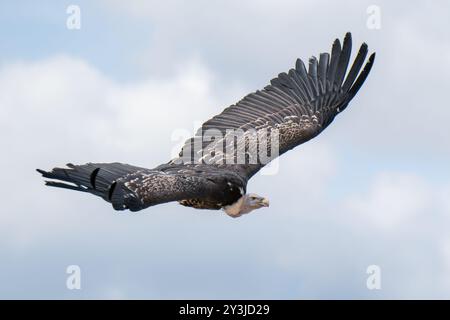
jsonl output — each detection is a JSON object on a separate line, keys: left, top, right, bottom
{"left": 0, "top": 0, "right": 450, "bottom": 299}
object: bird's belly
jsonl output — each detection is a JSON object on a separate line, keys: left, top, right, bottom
{"left": 178, "top": 199, "right": 222, "bottom": 210}
{"left": 178, "top": 179, "right": 244, "bottom": 210}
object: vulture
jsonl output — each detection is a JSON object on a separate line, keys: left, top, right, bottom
{"left": 37, "top": 33, "right": 375, "bottom": 218}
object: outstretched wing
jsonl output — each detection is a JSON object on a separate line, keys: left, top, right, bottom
{"left": 173, "top": 33, "right": 375, "bottom": 178}
{"left": 37, "top": 162, "right": 228, "bottom": 211}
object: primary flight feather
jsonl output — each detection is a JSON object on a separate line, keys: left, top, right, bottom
{"left": 37, "top": 33, "right": 375, "bottom": 218}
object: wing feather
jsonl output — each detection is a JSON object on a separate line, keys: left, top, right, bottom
{"left": 173, "top": 33, "right": 375, "bottom": 179}
{"left": 308, "top": 56, "right": 319, "bottom": 97}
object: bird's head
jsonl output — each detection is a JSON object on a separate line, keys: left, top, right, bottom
{"left": 224, "top": 193, "right": 269, "bottom": 218}
{"left": 244, "top": 193, "right": 270, "bottom": 211}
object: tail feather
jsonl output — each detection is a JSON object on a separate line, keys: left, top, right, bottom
{"left": 36, "top": 162, "right": 145, "bottom": 203}
{"left": 44, "top": 180, "right": 88, "bottom": 192}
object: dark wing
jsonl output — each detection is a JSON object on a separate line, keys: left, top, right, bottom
{"left": 172, "top": 33, "right": 375, "bottom": 178}
{"left": 37, "top": 162, "right": 231, "bottom": 211}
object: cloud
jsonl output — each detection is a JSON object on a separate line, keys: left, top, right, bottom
{"left": 0, "top": 54, "right": 342, "bottom": 299}
{"left": 344, "top": 172, "right": 432, "bottom": 230}
{"left": 99, "top": 0, "right": 450, "bottom": 161}
{"left": 0, "top": 53, "right": 337, "bottom": 248}
{"left": 1, "top": 0, "right": 450, "bottom": 299}
{"left": 0, "top": 55, "right": 226, "bottom": 248}
{"left": 100, "top": 0, "right": 371, "bottom": 87}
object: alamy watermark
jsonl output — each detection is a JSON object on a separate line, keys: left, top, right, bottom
{"left": 66, "top": 5, "right": 81, "bottom": 30}
{"left": 170, "top": 126, "right": 282, "bottom": 174}
{"left": 366, "top": 5, "right": 381, "bottom": 30}
{"left": 366, "top": 265, "right": 381, "bottom": 290}
{"left": 66, "top": 265, "right": 81, "bottom": 290}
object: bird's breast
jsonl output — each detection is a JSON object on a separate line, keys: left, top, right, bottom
{"left": 178, "top": 174, "right": 245, "bottom": 210}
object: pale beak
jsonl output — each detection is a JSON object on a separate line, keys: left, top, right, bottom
{"left": 261, "top": 198, "right": 270, "bottom": 207}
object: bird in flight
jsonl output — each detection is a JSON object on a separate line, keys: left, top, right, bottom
{"left": 38, "top": 32, "right": 375, "bottom": 218}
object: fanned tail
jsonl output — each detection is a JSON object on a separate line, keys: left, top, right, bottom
{"left": 37, "top": 162, "right": 145, "bottom": 210}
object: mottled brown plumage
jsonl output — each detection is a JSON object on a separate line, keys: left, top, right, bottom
{"left": 37, "top": 33, "right": 375, "bottom": 217}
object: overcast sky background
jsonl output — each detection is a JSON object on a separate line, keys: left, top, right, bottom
{"left": 1, "top": 0, "right": 450, "bottom": 299}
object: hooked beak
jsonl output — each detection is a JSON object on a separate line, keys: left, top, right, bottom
{"left": 261, "top": 198, "right": 270, "bottom": 207}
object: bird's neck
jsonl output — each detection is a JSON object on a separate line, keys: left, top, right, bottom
{"left": 223, "top": 196, "right": 246, "bottom": 218}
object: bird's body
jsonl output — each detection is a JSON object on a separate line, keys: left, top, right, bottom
{"left": 121, "top": 163, "right": 248, "bottom": 211}
{"left": 38, "top": 33, "right": 375, "bottom": 218}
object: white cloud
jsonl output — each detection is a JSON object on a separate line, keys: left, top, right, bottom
{"left": 0, "top": 54, "right": 338, "bottom": 249}
{"left": 0, "top": 55, "right": 226, "bottom": 248}
{"left": 439, "top": 185, "right": 450, "bottom": 215}
{"left": 344, "top": 172, "right": 432, "bottom": 230}
{"left": 95, "top": 1, "right": 450, "bottom": 165}
{"left": 2, "top": 0, "right": 450, "bottom": 298}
